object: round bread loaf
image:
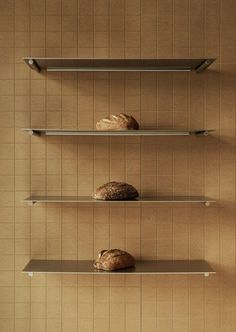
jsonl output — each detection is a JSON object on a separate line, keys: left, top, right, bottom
{"left": 94, "top": 181, "right": 139, "bottom": 200}
{"left": 96, "top": 113, "right": 139, "bottom": 130}
{"left": 94, "top": 249, "right": 135, "bottom": 271}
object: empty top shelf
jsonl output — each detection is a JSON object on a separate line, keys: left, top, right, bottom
{"left": 24, "top": 196, "right": 215, "bottom": 206}
{"left": 23, "top": 128, "right": 214, "bottom": 137}
{"left": 23, "top": 58, "right": 216, "bottom": 73}
{"left": 23, "top": 259, "right": 215, "bottom": 277}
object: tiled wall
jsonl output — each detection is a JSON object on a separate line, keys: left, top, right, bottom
{"left": 0, "top": 0, "right": 236, "bottom": 331}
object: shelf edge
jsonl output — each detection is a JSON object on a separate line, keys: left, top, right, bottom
{"left": 22, "top": 128, "right": 215, "bottom": 137}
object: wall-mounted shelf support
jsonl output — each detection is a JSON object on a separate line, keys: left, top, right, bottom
{"left": 27, "top": 59, "right": 41, "bottom": 73}
{"left": 28, "top": 200, "right": 37, "bottom": 206}
{"left": 23, "top": 58, "right": 216, "bottom": 73}
{"left": 26, "top": 270, "right": 211, "bottom": 277}
{"left": 195, "top": 59, "right": 214, "bottom": 73}
{"left": 24, "top": 195, "right": 215, "bottom": 206}
{"left": 195, "top": 130, "right": 210, "bottom": 136}
{"left": 22, "top": 129, "right": 215, "bottom": 137}
{"left": 23, "top": 259, "right": 215, "bottom": 276}
{"left": 28, "top": 130, "right": 41, "bottom": 137}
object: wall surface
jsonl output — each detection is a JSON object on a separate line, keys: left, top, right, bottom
{"left": 0, "top": 0, "right": 236, "bottom": 331}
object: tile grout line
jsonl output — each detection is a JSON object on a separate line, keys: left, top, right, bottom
{"left": 13, "top": 1, "right": 16, "bottom": 331}
{"left": 172, "top": 2, "right": 175, "bottom": 329}
{"left": 188, "top": 0, "right": 191, "bottom": 319}
{"left": 123, "top": 2, "right": 126, "bottom": 332}
{"left": 60, "top": 1, "right": 63, "bottom": 331}
{"left": 108, "top": 2, "right": 111, "bottom": 332}
{"left": 219, "top": 1, "right": 222, "bottom": 331}
{"left": 92, "top": 3, "right": 95, "bottom": 332}
{"left": 29, "top": 0, "right": 33, "bottom": 330}
{"left": 188, "top": 0, "right": 192, "bottom": 325}
{"left": 44, "top": 0, "right": 48, "bottom": 330}
{"left": 203, "top": 1, "right": 207, "bottom": 329}
{"left": 139, "top": 1, "right": 142, "bottom": 331}
{"left": 76, "top": 2, "right": 79, "bottom": 332}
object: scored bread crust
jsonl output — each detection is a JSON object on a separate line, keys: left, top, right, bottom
{"left": 96, "top": 113, "right": 139, "bottom": 130}
{"left": 93, "top": 249, "right": 136, "bottom": 271}
{"left": 94, "top": 181, "right": 139, "bottom": 200}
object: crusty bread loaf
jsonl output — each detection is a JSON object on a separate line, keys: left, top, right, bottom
{"left": 96, "top": 113, "right": 139, "bottom": 130}
{"left": 94, "top": 181, "right": 139, "bottom": 200}
{"left": 94, "top": 249, "right": 135, "bottom": 271}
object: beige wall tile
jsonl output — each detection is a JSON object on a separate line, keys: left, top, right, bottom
{"left": 0, "top": 1, "right": 235, "bottom": 331}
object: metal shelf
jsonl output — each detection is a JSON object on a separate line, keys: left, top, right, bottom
{"left": 24, "top": 196, "right": 215, "bottom": 206}
{"left": 23, "top": 259, "right": 215, "bottom": 277}
{"left": 22, "top": 128, "right": 214, "bottom": 137}
{"left": 23, "top": 58, "right": 216, "bottom": 73}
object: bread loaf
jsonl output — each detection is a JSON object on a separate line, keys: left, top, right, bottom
{"left": 96, "top": 113, "right": 139, "bottom": 130}
{"left": 94, "top": 249, "right": 135, "bottom": 271}
{"left": 94, "top": 181, "right": 139, "bottom": 200}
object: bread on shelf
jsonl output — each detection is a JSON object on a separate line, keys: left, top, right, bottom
{"left": 96, "top": 113, "right": 139, "bottom": 130}
{"left": 94, "top": 181, "right": 139, "bottom": 200}
{"left": 93, "top": 249, "right": 136, "bottom": 271}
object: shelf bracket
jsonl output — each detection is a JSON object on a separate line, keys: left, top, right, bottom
{"left": 28, "top": 201, "right": 37, "bottom": 206}
{"left": 204, "top": 201, "right": 210, "bottom": 207}
{"left": 28, "top": 130, "right": 41, "bottom": 137}
{"left": 28, "top": 272, "right": 34, "bottom": 277}
{"left": 195, "top": 59, "right": 214, "bottom": 73}
{"left": 204, "top": 272, "right": 210, "bottom": 277}
{"left": 27, "top": 59, "right": 41, "bottom": 73}
{"left": 194, "top": 130, "right": 209, "bottom": 136}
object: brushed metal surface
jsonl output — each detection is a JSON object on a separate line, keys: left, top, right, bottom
{"left": 24, "top": 195, "right": 215, "bottom": 204}
{"left": 22, "top": 128, "right": 215, "bottom": 136}
{"left": 23, "top": 259, "right": 215, "bottom": 275}
{"left": 23, "top": 58, "right": 216, "bottom": 72}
